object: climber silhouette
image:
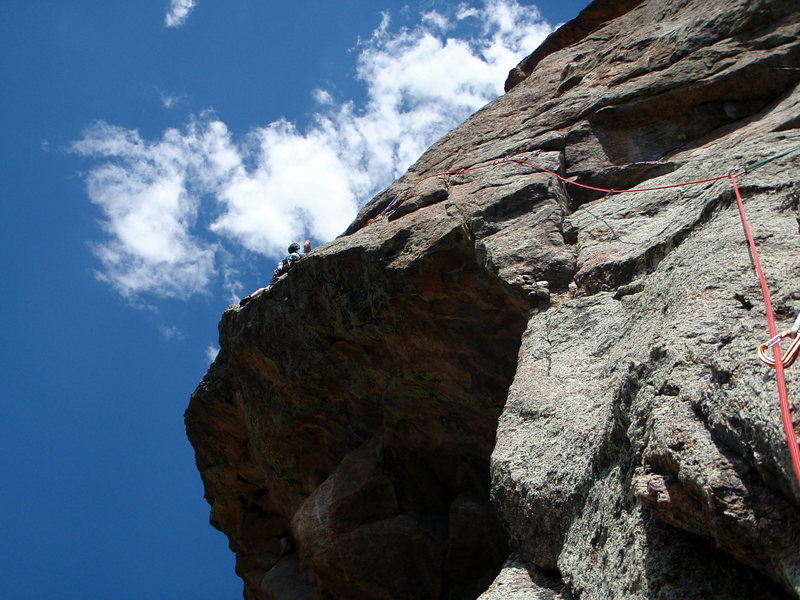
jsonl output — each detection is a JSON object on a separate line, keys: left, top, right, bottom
{"left": 240, "top": 240, "right": 311, "bottom": 306}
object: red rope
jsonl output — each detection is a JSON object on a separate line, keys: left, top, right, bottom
{"left": 365, "top": 157, "right": 800, "bottom": 491}
{"left": 508, "top": 157, "right": 730, "bottom": 194}
{"left": 369, "top": 155, "right": 731, "bottom": 222}
{"left": 730, "top": 173, "right": 800, "bottom": 492}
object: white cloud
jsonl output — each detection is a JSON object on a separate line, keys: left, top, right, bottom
{"left": 75, "top": 1, "right": 552, "bottom": 301}
{"left": 209, "top": 118, "right": 359, "bottom": 254}
{"left": 220, "top": 263, "right": 244, "bottom": 304}
{"left": 160, "top": 92, "right": 181, "bottom": 109}
{"left": 165, "top": 0, "right": 198, "bottom": 28}
{"left": 206, "top": 344, "right": 220, "bottom": 363}
{"left": 312, "top": 88, "right": 334, "bottom": 106}
{"left": 421, "top": 10, "right": 451, "bottom": 32}
{"left": 72, "top": 119, "right": 236, "bottom": 299}
{"left": 160, "top": 324, "right": 185, "bottom": 340}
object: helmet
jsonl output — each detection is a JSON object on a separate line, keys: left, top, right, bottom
{"left": 288, "top": 242, "right": 301, "bottom": 253}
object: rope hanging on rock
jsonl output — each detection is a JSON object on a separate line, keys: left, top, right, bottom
{"left": 741, "top": 143, "right": 800, "bottom": 175}
{"left": 729, "top": 173, "right": 800, "bottom": 491}
{"left": 366, "top": 143, "right": 800, "bottom": 223}
{"left": 365, "top": 142, "right": 800, "bottom": 490}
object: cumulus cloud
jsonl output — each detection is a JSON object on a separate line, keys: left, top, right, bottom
{"left": 75, "top": 0, "right": 552, "bottom": 301}
{"left": 72, "top": 118, "right": 237, "bottom": 298}
{"left": 165, "top": 0, "right": 198, "bottom": 28}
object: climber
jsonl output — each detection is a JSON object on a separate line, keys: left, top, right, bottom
{"left": 270, "top": 241, "right": 304, "bottom": 284}
{"left": 240, "top": 240, "right": 312, "bottom": 306}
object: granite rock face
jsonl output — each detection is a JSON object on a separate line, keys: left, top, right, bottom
{"left": 186, "top": 0, "right": 800, "bottom": 597}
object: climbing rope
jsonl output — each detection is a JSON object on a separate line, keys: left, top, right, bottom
{"left": 366, "top": 143, "right": 800, "bottom": 224}
{"left": 506, "top": 157, "right": 731, "bottom": 194}
{"left": 363, "top": 142, "right": 800, "bottom": 489}
{"left": 729, "top": 171, "right": 800, "bottom": 492}
{"left": 365, "top": 156, "right": 732, "bottom": 224}
{"left": 741, "top": 143, "right": 800, "bottom": 175}
{"left": 728, "top": 172, "right": 800, "bottom": 490}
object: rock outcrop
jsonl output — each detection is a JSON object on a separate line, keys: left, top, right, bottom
{"left": 186, "top": 0, "right": 800, "bottom": 597}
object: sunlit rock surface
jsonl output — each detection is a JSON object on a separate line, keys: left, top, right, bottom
{"left": 187, "top": 0, "right": 800, "bottom": 597}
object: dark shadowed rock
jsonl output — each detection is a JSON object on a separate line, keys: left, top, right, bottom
{"left": 187, "top": 0, "right": 800, "bottom": 597}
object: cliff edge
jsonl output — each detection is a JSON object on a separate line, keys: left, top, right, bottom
{"left": 186, "top": 0, "right": 800, "bottom": 598}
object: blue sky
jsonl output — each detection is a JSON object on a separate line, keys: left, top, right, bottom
{"left": 1, "top": 1, "right": 587, "bottom": 597}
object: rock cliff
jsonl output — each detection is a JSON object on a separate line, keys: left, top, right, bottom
{"left": 186, "top": 0, "right": 800, "bottom": 598}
